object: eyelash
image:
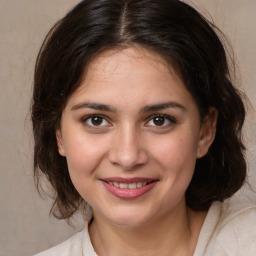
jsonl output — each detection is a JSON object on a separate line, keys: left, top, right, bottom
{"left": 82, "top": 114, "right": 111, "bottom": 127}
{"left": 81, "top": 114, "right": 177, "bottom": 128}
{"left": 146, "top": 114, "right": 177, "bottom": 127}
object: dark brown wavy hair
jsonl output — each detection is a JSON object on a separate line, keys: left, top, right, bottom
{"left": 32, "top": 0, "right": 246, "bottom": 219}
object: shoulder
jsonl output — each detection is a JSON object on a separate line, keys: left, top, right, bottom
{"left": 33, "top": 231, "right": 84, "bottom": 256}
{"left": 207, "top": 198, "right": 256, "bottom": 255}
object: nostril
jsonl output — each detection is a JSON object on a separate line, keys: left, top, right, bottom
{"left": 108, "top": 148, "right": 149, "bottom": 170}
{"left": 108, "top": 131, "right": 149, "bottom": 169}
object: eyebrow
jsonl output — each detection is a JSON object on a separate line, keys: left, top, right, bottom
{"left": 71, "top": 102, "right": 117, "bottom": 112}
{"left": 140, "top": 102, "right": 185, "bottom": 113}
{"left": 71, "top": 101, "right": 185, "bottom": 113}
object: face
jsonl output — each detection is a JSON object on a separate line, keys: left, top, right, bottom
{"left": 57, "top": 47, "right": 217, "bottom": 227}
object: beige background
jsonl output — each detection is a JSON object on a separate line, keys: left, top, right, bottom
{"left": 0, "top": 1, "right": 255, "bottom": 255}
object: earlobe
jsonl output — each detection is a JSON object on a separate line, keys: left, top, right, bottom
{"left": 197, "top": 108, "right": 218, "bottom": 158}
{"left": 56, "top": 130, "right": 66, "bottom": 156}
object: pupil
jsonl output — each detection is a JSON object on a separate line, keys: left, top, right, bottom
{"left": 92, "top": 116, "right": 103, "bottom": 126}
{"left": 153, "top": 116, "right": 164, "bottom": 126}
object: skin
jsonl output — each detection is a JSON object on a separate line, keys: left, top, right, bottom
{"left": 56, "top": 47, "right": 217, "bottom": 256}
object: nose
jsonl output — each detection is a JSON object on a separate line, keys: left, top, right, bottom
{"left": 108, "top": 125, "right": 149, "bottom": 170}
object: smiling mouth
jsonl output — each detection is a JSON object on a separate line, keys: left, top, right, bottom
{"left": 105, "top": 181, "right": 150, "bottom": 189}
{"left": 100, "top": 178, "right": 158, "bottom": 199}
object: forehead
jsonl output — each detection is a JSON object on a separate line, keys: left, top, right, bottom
{"left": 86, "top": 46, "right": 173, "bottom": 78}
{"left": 66, "top": 46, "right": 197, "bottom": 112}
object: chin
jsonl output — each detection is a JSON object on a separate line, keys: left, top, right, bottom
{"left": 101, "top": 206, "right": 158, "bottom": 228}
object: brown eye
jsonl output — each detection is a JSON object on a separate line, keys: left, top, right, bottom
{"left": 91, "top": 116, "right": 103, "bottom": 126}
{"left": 84, "top": 115, "right": 110, "bottom": 127}
{"left": 146, "top": 114, "right": 176, "bottom": 127}
{"left": 153, "top": 116, "right": 165, "bottom": 126}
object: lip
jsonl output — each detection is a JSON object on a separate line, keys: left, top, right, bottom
{"left": 102, "top": 177, "right": 155, "bottom": 183}
{"left": 100, "top": 177, "right": 158, "bottom": 199}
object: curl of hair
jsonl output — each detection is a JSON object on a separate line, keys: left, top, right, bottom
{"left": 32, "top": 0, "right": 246, "bottom": 219}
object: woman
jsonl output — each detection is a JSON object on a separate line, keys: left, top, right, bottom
{"left": 32, "top": 0, "right": 256, "bottom": 255}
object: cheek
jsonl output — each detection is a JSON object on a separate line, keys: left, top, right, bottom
{"left": 64, "top": 134, "right": 109, "bottom": 179}
{"left": 151, "top": 132, "right": 199, "bottom": 174}
{"left": 145, "top": 134, "right": 199, "bottom": 211}
{"left": 152, "top": 136, "right": 198, "bottom": 164}
{"left": 63, "top": 135, "right": 111, "bottom": 203}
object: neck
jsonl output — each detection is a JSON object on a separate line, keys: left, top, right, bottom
{"left": 89, "top": 201, "right": 207, "bottom": 256}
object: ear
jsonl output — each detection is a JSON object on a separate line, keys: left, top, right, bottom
{"left": 56, "top": 130, "right": 66, "bottom": 157}
{"left": 197, "top": 108, "right": 218, "bottom": 158}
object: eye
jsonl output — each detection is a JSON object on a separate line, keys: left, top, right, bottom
{"left": 83, "top": 115, "right": 110, "bottom": 127}
{"left": 146, "top": 114, "right": 176, "bottom": 127}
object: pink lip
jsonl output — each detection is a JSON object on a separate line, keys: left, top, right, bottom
{"left": 100, "top": 177, "right": 158, "bottom": 199}
{"left": 102, "top": 177, "right": 155, "bottom": 183}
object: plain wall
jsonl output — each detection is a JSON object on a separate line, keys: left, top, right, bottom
{"left": 0, "top": 1, "right": 255, "bottom": 255}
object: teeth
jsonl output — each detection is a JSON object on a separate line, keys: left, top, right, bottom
{"left": 128, "top": 183, "right": 136, "bottom": 189}
{"left": 120, "top": 183, "right": 128, "bottom": 189}
{"left": 113, "top": 182, "right": 119, "bottom": 188}
{"left": 137, "top": 182, "right": 142, "bottom": 188}
{"left": 108, "top": 181, "right": 148, "bottom": 189}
